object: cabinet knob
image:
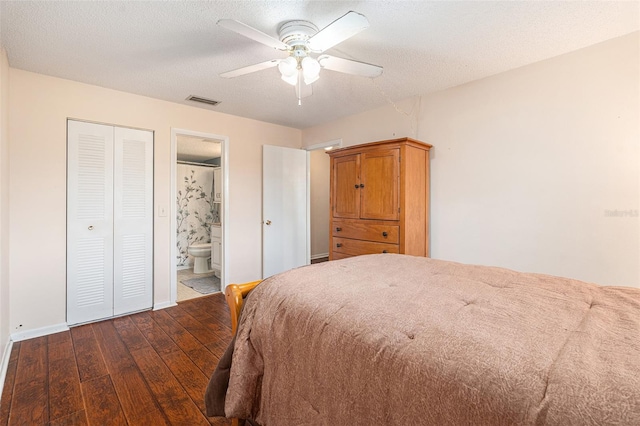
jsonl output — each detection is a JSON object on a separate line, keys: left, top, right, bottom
{"left": 337, "top": 243, "right": 342, "bottom": 248}
{"left": 354, "top": 184, "right": 359, "bottom": 189}
{"left": 359, "top": 183, "right": 365, "bottom": 188}
{"left": 382, "top": 231, "right": 388, "bottom": 237}
{"left": 382, "top": 250, "right": 388, "bottom": 253}
{"left": 336, "top": 227, "right": 342, "bottom": 232}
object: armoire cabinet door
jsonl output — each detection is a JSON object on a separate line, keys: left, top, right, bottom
{"left": 360, "top": 148, "right": 399, "bottom": 220}
{"left": 332, "top": 154, "right": 360, "bottom": 218}
{"left": 67, "top": 121, "right": 115, "bottom": 325}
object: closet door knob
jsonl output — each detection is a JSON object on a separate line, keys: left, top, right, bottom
{"left": 359, "top": 184, "right": 365, "bottom": 188}
{"left": 88, "top": 225, "right": 94, "bottom": 230}
{"left": 354, "top": 184, "right": 359, "bottom": 189}
{"left": 382, "top": 232, "right": 388, "bottom": 237}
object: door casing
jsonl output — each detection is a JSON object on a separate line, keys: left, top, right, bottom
{"left": 169, "top": 129, "right": 229, "bottom": 306}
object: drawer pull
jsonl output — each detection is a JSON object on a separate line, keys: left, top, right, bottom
{"left": 382, "top": 231, "right": 388, "bottom": 237}
{"left": 336, "top": 227, "right": 342, "bottom": 232}
{"left": 382, "top": 250, "right": 388, "bottom": 253}
{"left": 337, "top": 243, "right": 343, "bottom": 247}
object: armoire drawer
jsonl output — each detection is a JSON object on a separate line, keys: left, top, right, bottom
{"left": 330, "top": 251, "right": 354, "bottom": 261}
{"left": 332, "top": 220, "right": 399, "bottom": 244}
{"left": 333, "top": 237, "right": 399, "bottom": 256}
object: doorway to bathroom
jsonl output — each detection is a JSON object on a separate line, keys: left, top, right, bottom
{"left": 170, "top": 129, "right": 228, "bottom": 304}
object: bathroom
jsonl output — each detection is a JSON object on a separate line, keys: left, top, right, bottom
{"left": 176, "top": 135, "right": 222, "bottom": 301}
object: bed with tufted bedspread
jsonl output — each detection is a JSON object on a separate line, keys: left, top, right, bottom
{"left": 205, "top": 254, "right": 640, "bottom": 425}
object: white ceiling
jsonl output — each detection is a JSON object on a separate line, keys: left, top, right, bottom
{"left": 1, "top": 1, "right": 638, "bottom": 129}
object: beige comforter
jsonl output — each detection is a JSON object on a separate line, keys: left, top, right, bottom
{"left": 221, "top": 254, "right": 640, "bottom": 425}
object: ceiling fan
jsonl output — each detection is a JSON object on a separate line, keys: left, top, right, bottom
{"left": 217, "top": 11, "right": 383, "bottom": 105}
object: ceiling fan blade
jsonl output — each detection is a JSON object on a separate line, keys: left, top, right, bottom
{"left": 219, "top": 59, "right": 280, "bottom": 78}
{"left": 318, "top": 55, "right": 383, "bottom": 78}
{"left": 218, "top": 19, "right": 289, "bottom": 51}
{"left": 308, "top": 11, "right": 370, "bottom": 52}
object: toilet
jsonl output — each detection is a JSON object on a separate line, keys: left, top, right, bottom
{"left": 187, "top": 243, "right": 211, "bottom": 274}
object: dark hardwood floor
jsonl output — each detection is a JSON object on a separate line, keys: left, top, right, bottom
{"left": 0, "top": 293, "right": 234, "bottom": 425}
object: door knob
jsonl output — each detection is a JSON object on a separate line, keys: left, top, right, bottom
{"left": 88, "top": 225, "right": 94, "bottom": 230}
{"left": 359, "top": 183, "right": 365, "bottom": 188}
{"left": 265, "top": 220, "right": 272, "bottom": 225}
{"left": 354, "top": 184, "right": 359, "bottom": 189}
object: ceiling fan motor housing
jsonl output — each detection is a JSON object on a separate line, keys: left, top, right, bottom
{"left": 278, "top": 20, "right": 318, "bottom": 50}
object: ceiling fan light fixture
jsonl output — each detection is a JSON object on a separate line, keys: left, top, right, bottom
{"left": 278, "top": 56, "right": 298, "bottom": 85}
{"left": 281, "top": 73, "right": 298, "bottom": 86}
{"left": 301, "top": 56, "right": 321, "bottom": 85}
{"left": 304, "top": 74, "right": 319, "bottom": 85}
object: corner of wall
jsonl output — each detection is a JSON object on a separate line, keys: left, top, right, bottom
{"left": 0, "top": 45, "right": 12, "bottom": 376}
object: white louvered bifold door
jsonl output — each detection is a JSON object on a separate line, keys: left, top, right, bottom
{"left": 67, "top": 121, "right": 115, "bottom": 325}
{"left": 113, "top": 127, "right": 153, "bottom": 316}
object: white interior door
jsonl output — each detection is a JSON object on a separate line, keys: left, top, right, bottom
{"left": 67, "top": 121, "right": 115, "bottom": 325}
{"left": 113, "top": 127, "right": 154, "bottom": 316}
{"left": 263, "top": 145, "right": 309, "bottom": 278}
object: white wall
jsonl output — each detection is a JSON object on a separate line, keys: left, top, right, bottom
{"left": 0, "top": 49, "right": 11, "bottom": 360}
{"left": 8, "top": 69, "right": 301, "bottom": 335}
{"left": 304, "top": 32, "right": 640, "bottom": 288}
{"left": 309, "top": 149, "right": 330, "bottom": 258}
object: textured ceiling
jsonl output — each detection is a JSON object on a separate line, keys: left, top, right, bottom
{"left": 1, "top": 1, "right": 638, "bottom": 129}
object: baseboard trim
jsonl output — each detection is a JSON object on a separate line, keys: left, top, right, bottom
{"left": 0, "top": 339, "right": 13, "bottom": 399}
{"left": 153, "top": 301, "right": 177, "bottom": 311}
{"left": 10, "top": 323, "right": 69, "bottom": 343}
{"left": 311, "top": 253, "right": 329, "bottom": 261}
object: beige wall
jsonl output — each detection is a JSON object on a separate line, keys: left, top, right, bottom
{"left": 0, "top": 49, "right": 10, "bottom": 357}
{"left": 304, "top": 32, "right": 640, "bottom": 288}
{"left": 8, "top": 69, "right": 301, "bottom": 334}
{"left": 310, "top": 149, "right": 330, "bottom": 258}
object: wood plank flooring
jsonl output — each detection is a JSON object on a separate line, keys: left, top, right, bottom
{"left": 0, "top": 293, "right": 234, "bottom": 425}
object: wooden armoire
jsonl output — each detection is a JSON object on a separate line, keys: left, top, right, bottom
{"left": 328, "top": 137, "right": 432, "bottom": 260}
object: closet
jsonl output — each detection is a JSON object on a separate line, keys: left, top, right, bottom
{"left": 328, "top": 137, "right": 432, "bottom": 260}
{"left": 67, "top": 120, "right": 153, "bottom": 325}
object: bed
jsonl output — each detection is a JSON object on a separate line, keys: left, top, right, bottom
{"left": 205, "top": 254, "right": 640, "bottom": 425}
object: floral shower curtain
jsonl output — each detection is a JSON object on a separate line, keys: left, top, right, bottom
{"left": 176, "top": 164, "right": 215, "bottom": 267}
